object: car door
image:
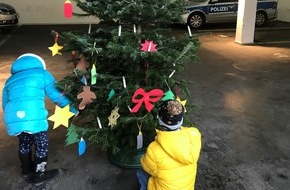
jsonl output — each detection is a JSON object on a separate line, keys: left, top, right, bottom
{"left": 207, "top": 0, "right": 238, "bottom": 23}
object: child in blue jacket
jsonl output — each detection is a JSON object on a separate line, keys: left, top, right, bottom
{"left": 2, "top": 53, "right": 78, "bottom": 186}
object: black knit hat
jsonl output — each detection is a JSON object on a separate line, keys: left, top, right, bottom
{"left": 158, "top": 100, "right": 184, "bottom": 130}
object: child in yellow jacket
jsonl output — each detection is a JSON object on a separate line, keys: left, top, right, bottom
{"left": 137, "top": 100, "right": 201, "bottom": 190}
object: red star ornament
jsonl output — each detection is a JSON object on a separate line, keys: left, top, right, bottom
{"left": 140, "top": 40, "right": 157, "bottom": 52}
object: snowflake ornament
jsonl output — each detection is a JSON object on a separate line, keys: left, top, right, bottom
{"left": 108, "top": 106, "right": 120, "bottom": 128}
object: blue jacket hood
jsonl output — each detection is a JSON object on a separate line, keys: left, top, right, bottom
{"left": 11, "top": 53, "right": 46, "bottom": 74}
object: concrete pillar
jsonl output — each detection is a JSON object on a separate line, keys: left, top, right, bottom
{"left": 235, "top": 0, "right": 258, "bottom": 44}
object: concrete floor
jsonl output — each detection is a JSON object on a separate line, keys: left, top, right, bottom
{"left": 188, "top": 30, "right": 290, "bottom": 190}
{"left": 0, "top": 24, "right": 290, "bottom": 190}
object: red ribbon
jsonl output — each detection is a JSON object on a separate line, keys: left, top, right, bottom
{"left": 131, "top": 88, "right": 164, "bottom": 113}
{"left": 71, "top": 51, "right": 77, "bottom": 68}
{"left": 54, "top": 33, "right": 59, "bottom": 43}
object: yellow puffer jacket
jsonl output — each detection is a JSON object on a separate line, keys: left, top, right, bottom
{"left": 140, "top": 127, "right": 201, "bottom": 190}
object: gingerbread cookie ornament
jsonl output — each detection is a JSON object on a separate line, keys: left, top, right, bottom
{"left": 77, "top": 86, "right": 97, "bottom": 110}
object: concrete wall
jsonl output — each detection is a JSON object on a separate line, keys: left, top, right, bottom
{"left": 1, "top": 0, "right": 99, "bottom": 24}
{"left": 1, "top": 0, "right": 289, "bottom": 24}
{"left": 277, "top": 0, "right": 290, "bottom": 22}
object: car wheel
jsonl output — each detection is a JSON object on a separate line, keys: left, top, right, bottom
{"left": 256, "top": 11, "right": 267, "bottom": 26}
{"left": 188, "top": 12, "right": 205, "bottom": 29}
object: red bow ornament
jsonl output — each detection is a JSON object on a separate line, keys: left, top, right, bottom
{"left": 131, "top": 88, "right": 164, "bottom": 113}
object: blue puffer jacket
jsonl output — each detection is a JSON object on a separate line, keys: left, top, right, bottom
{"left": 2, "top": 53, "right": 77, "bottom": 136}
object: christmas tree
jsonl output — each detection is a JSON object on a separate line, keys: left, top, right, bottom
{"left": 54, "top": 0, "right": 200, "bottom": 154}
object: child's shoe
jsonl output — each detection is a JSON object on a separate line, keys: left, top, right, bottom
{"left": 29, "top": 169, "right": 59, "bottom": 186}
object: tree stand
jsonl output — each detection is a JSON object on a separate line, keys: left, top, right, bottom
{"left": 107, "top": 147, "right": 147, "bottom": 169}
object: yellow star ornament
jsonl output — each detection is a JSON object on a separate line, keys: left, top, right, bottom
{"left": 48, "top": 105, "right": 75, "bottom": 129}
{"left": 48, "top": 42, "right": 63, "bottom": 56}
{"left": 176, "top": 96, "right": 187, "bottom": 113}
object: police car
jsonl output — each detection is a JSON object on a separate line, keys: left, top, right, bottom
{"left": 182, "top": 0, "right": 278, "bottom": 29}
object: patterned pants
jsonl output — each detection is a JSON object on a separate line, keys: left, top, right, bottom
{"left": 18, "top": 132, "right": 48, "bottom": 159}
